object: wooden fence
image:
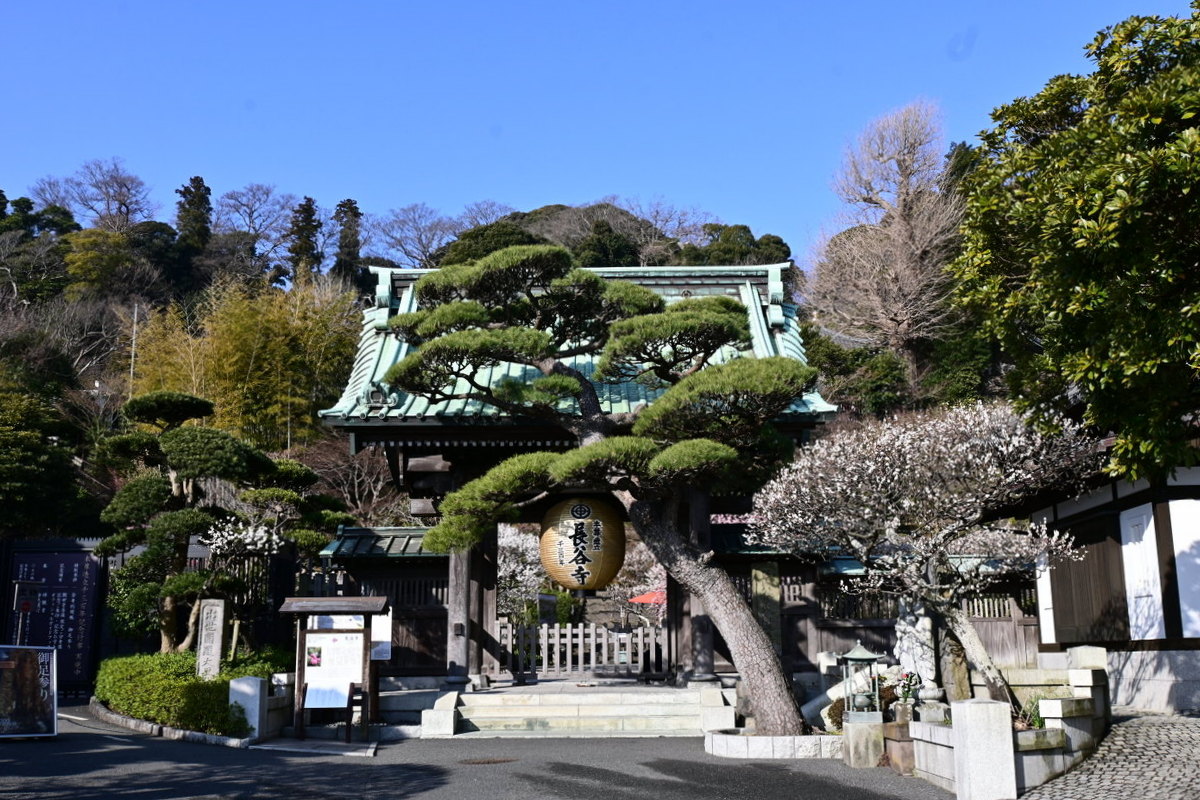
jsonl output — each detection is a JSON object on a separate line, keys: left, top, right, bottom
{"left": 494, "top": 623, "right": 669, "bottom": 680}
{"left": 967, "top": 586, "right": 1040, "bottom": 668}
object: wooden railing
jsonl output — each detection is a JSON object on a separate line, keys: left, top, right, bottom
{"left": 494, "top": 623, "right": 669, "bottom": 679}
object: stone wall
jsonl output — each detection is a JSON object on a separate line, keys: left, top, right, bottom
{"left": 1106, "top": 649, "right": 1200, "bottom": 713}
{"left": 910, "top": 694, "right": 1106, "bottom": 797}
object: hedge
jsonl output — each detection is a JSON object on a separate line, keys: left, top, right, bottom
{"left": 94, "top": 649, "right": 289, "bottom": 736}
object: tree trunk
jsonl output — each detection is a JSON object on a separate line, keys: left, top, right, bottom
{"left": 158, "top": 594, "right": 178, "bottom": 653}
{"left": 159, "top": 533, "right": 191, "bottom": 653}
{"left": 176, "top": 600, "right": 202, "bottom": 652}
{"left": 616, "top": 491, "right": 804, "bottom": 735}
{"left": 941, "top": 603, "right": 1018, "bottom": 711}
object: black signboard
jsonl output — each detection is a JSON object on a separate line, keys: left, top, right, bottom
{"left": 7, "top": 553, "right": 101, "bottom": 689}
{"left": 0, "top": 646, "right": 57, "bottom": 737}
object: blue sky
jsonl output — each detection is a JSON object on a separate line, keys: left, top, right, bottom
{"left": 4, "top": 1, "right": 1194, "bottom": 265}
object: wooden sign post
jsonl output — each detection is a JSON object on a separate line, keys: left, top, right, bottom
{"left": 278, "top": 596, "right": 389, "bottom": 742}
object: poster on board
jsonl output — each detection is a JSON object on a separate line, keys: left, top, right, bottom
{"left": 302, "top": 631, "right": 364, "bottom": 708}
{"left": 311, "top": 614, "right": 363, "bottom": 630}
{"left": 308, "top": 612, "right": 390, "bottom": 661}
{"left": 370, "top": 610, "right": 392, "bottom": 661}
{"left": 0, "top": 646, "right": 57, "bottom": 738}
{"left": 7, "top": 553, "right": 101, "bottom": 689}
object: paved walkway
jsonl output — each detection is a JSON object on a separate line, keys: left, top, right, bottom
{"left": 0, "top": 703, "right": 952, "bottom": 800}
{"left": 1021, "top": 707, "right": 1200, "bottom": 800}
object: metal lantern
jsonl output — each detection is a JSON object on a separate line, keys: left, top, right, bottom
{"left": 839, "top": 640, "right": 884, "bottom": 714}
{"left": 539, "top": 498, "right": 625, "bottom": 590}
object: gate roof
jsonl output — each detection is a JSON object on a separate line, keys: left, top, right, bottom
{"left": 319, "top": 263, "right": 835, "bottom": 434}
{"left": 319, "top": 527, "right": 444, "bottom": 560}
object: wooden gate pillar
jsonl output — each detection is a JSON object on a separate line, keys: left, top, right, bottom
{"left": 469, "top": 530, "right": 498, "bottom": 678}
{"left": 445, "top": 547, "right": 471, "bottom": 686}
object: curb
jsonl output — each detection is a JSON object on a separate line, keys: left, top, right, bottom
{"left": 704, "top": 728, "right": 843, "bottom": 759}
{"left": 88, "top": 697, "right": 255, "bottom": 749}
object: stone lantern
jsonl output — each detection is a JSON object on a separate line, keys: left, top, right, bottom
{"left": 839, "top": 640, "right": 884, "bottom": 715}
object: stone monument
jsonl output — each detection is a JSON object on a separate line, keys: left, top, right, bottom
{"left": 196, "top": 599, "right": 226, "bottom": 678}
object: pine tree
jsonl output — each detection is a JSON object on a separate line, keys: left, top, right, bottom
{"left": 284, "top": 197, "right": 323, "bottom": 283}
{"left": 385, "top": 245, "right": 815, "bottom": 734}
{"left": 331, "top": 198, "right": 367, "bottom": 293}
{"left": 170, "top": 176, "right": 213, "bottom": 297}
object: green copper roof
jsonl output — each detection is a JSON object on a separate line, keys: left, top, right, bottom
{"left": 319, "top": 527, "right": 443, "bottom": 560}
{"left": 319, "top": 263, "right": 836, "bottom": 426}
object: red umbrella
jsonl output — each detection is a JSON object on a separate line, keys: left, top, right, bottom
{"left": 629, "top": 589, "right": 666, "bottom": 604}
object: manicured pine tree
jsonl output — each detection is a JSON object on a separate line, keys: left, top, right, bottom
{"left": 384, "top": 244, "right": 814, "bottom": 734}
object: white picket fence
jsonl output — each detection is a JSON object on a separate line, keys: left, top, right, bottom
{"left": 494, "top": 622, "right": 669, "bottom": 679}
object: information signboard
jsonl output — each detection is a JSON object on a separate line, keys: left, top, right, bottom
{"left": 302, "top": 631, "right": 364, "bottom": 708}
{"left": 312, "top": 613, "right": 392, "bottom": 660}
{"left": 0, "top": 646, "right": 57, "bottom": 738}
{"left": 6, "top": 553, "right": 101, "bottom": 689}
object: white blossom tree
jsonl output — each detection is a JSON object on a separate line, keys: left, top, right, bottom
{"left": 606, "top": 540, "right": 667, "bottom": 625}
{"left": 750, "top": 402, "right": 1101, "bottom": 704}
{"left": 496, "top": 524, "right": 544, "bottom": 618}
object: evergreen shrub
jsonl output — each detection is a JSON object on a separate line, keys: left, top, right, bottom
{"left": 94, "top": 651, "right": 279, "bottom": 737}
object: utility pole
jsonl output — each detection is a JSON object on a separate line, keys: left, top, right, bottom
{"left": 128, "top": 302, "right": 139, "bottom": 400}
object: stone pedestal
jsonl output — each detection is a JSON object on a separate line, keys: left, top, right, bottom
{"left": 883, "top": 721, "right": 914, "bottom": 775}
{"left": 951, "top": 699, "right": 1017, "bottom": 800}
{"left": 842, "top": 711, "right": 884, "bottom": 769}
{"left": 229, "top": 676, "right": 268, "bottom": 740}
{"left": 916, "top": 701, "right": 949, "bottom": 724}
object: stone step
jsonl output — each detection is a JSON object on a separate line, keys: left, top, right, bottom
{"left": 453, "top": 728, "right": 704, "bottom": 739}
{"left": 458, "top": 703, "right": 703, "bottom": 719}
{"left": 378, "top": 676, "right": 443, "bottom": 692}
{"left": 377, "top": 689, "right": 443, "bottom": 712}
{"left": 459, "top": 714, "right": 703, "bottom": 733}
{"left": 460, "top": 690, "right": 701, "bottom": 706}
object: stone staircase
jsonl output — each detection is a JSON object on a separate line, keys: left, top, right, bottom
{"left": 424, "top": 684, "right": 736, "bottom": 737}
{"left": 285, "top": 678, "right": 737, "bottom": 740}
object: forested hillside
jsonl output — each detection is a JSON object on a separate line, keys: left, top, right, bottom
{"left": 0, "top": 161, "right": 792, "bottom": 539}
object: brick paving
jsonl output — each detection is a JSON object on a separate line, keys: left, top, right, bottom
{"left": 1021, "top": 707, "right": 1200, "bottom": 800}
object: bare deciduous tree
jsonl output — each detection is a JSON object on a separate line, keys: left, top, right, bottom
{"left": 456, "top": 199, "right": 516, "bottom": 230}
{"left": 369, "top": 203, "right": 458, "bottom": 268}
{"left": 751, "top": 402, "right": 1101, "bottom": 706}
{"left": 214, "top": 183, "right": 297, "bottom": 273}
{"left": 29, "top": 176, "right": 74, "bottom": 213}
{"left": 299, "top": 434, "right": 416, "bottom": 526}
{"left": 617, "top": 196, "right": 718, "bottom": 265}
{"left": 33, "top": 158, "right": 156, "bottom": 232}
{"left": 809, "top": 102, "right": 963, "bottom": 390}
{"left": 0, "top": 231, "right": 29, "bottom": 302}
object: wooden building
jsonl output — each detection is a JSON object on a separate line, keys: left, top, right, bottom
{"left": 1033, "top": 469, "right": 1200, "bottom": 711}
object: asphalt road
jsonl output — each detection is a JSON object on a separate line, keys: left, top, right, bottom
{"left": 0, "top": 705, "right": 952, "bottom": 800}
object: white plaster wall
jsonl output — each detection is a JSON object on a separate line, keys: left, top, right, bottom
{"left": 1036, "top": 556, "right": 1056, "bottom": 644}
{"left": 1167, "top": 466, "right": 1200, "bottom": 487}
{"left": 1056, "top": 486, "right": 1115, "bottom": 519}
{"left": 1169, "top": 499, "right": 1200, "bottom": 638}
{"left": 1116, "top": 477, "right": 1151, "bottom": 497}
{"left": 1120, "top": 504, "right": 1166, "bottom": 640}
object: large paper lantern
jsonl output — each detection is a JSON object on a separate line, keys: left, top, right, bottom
{"left": 540, "top": 498, "right": 625, "bottom": 590}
